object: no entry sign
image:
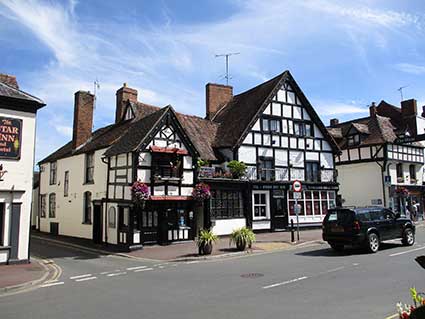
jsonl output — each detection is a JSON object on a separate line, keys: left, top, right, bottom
{"left": 292, "top": 180, "right": 302, "bottom": 192}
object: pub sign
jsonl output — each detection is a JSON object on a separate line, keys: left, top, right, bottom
{"left": 0, "top": 117, "right": 22, "bottom": 159}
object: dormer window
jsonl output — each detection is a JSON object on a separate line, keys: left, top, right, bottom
{"left": 124, "top": 107, "right": 134, "bottom": 120}
{"left": 347, "top": 134, "right": 360, "bottom": 146}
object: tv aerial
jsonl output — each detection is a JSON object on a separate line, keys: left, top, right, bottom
{"left": 215, "top": 52, "right": 240, "bottom": 85}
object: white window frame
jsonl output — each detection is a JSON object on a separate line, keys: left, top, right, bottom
{"left": 252, "top": 190, "right": 270, "bottom": 220}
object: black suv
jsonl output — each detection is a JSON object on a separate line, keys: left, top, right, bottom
{"left": 322, "top": 207, "right": 415, "bottom": 253}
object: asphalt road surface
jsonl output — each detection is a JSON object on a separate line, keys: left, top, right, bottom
{"left": 1, "top": 227, "right": 425, "bottom": 319}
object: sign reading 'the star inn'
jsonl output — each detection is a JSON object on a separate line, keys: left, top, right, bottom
{"left": 0, "top": 116, "right": 22, "bottom": 159}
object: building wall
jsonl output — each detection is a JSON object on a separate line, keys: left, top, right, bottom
{"left": 212, "top": 218, "right": 246, "bottom": 235}
{"left": 337, "top": 162, "right": 383, "bottom": 207}
{"left": 0, "top": 108, "right": 37, "bottom": 262}
{"left": 39, "top": 148, "right": 107, "bottom": 240}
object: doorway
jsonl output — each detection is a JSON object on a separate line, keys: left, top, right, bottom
{"left": 271, "top": 190, "right": 288, "bottom": 230}
{"left": 0, "top": 203, "right": 4, "bottom": 246}
{"left": 92, "top": 204, "right": 103, "bottom": 244}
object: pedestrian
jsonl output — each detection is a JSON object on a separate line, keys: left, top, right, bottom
{"left": 405, "top": 205, "right": 411, "bottom": 220}
{"left": 412, "top": 201, "right": 419, "bottom": 222}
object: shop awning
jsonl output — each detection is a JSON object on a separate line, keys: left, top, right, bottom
{"left": 150, "top": 145, "right": 188, "bottom": 155}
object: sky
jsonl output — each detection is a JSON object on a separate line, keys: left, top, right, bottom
{"left": 1, "top": 0, "right": 425, "bottom": 163}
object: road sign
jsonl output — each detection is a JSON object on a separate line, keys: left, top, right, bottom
{"left": 292, "top": 180, "right": 302, "bottom": 192}
{"left": 293, "top": 192, "right": 302, "bottom": 199}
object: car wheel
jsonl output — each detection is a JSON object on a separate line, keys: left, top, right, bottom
{"left": 367, "top": 233, "right": 380, "bottom": 253}
{"left": 329, "top": 243, "right": 344, "bottom": 252}
{"left": 402, "top": 228, "right": 415, "bottom": 246}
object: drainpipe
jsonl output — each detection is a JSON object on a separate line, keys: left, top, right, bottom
{"left": 102, "top": 156, "right": 109, "bottom": 244}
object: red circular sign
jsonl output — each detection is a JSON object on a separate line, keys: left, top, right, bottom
{"left": 292, "top": 180, "right": 302, "bottom": 192}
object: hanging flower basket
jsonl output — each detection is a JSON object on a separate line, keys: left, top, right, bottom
{"left": 395, "top": 187, "right": 410, "bottom": 197}
{"left": 191, "top": 183, "right": 211, "bottom": 202}
{"left": 131, "top": 180, "right": 150, "bottom": 207}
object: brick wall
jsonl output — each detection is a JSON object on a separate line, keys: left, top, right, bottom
{"left": 72, "top": 91, "right": 94, "bottom": 149}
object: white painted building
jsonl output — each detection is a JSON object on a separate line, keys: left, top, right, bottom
{"left": 0, "top": 74, "right": 44, "bottom": 264}
{"left": 329, "top": 100, "right": 425, "bottom": 217}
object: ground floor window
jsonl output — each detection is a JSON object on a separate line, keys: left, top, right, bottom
{"left": 0, "top": 203, "right": 4, "bottom": 246}
{"left": 288, "top": 190, "right": 336, "bottom": 216}
{"left": 252, "top": 191, "right": 269, "bottom": 220}
{"left": 210, "top": 190, "right": 244, "bottom": 219}
{"left": 49, "top": 194, "right": 56, "bottom": 218}
{"left": 108, "top": 207, "right": 116, "bottom": 228}
{"left": 83, "top": 192, "right": 92, "bottom": 224}
{"left": 40, "top": 194, "right": 46, "bottom": 218}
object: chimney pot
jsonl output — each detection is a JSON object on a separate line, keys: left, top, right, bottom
{"left": 205, "top": 83, "right": 233, "bottom": 120}
{"left": 116, "top": 84, "right": 138, "bottom": 123}
{"left": 72, "top": 91, "right": 95, "bottom": 149}
{"left": 421, "top": 105, "right": 425, "bottom": 118}
{"left": 330, "top": 118, "right": 339, "bottom": 127}
{"left": 0, "top": 74, "right": 19, "bottom": 89}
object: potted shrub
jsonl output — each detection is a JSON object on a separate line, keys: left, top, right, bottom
{"left": 227, "top": 160, "right": 247, "bottom": 179}
{"left": 197, "top": 229, "right": 218, "bottom": 255}
{"left": 230, "top": 227, "right": 256, "bottom": 251}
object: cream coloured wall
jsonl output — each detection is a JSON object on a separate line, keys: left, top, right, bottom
{"left": 337, "top": 162, "right": 384, "bottom": 207}
{"left": 39, "top": 148, "right": 108, "bottom": 240}
{"left": 0, "top": 108, "right": 37, "bottom": 261}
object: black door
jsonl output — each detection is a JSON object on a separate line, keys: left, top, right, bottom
{"left": 140, "top": 209, "right": 159, "bottom": 244}
{"left": 271, "top": 190, "right": 287, "bottom": 230}
{"left": 10, "top": 204, "right": 21, "bottom": 260}
{"left": 92, "top": 204, "right": 103, "bottom": 244}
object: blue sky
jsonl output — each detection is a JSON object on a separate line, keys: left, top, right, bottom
{"left": 1, "top": 0, "right": 425, "bottom": 163}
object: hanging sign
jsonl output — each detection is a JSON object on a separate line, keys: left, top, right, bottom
{"left": 0, "top": 117, "right": 22, "bottom": 160}
{"left": 292, "top": 180, "right": 302, "bottom": 192}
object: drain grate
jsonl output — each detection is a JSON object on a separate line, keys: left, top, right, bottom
{"left": 240, "top": 273, "right": 264, "bottom": 279}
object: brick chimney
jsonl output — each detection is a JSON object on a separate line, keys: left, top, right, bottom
{"left": 330, "top": 118, "right": 339, "bottom": 127}
{"left": 205, "top": 83, "right": 233, "bottom": 120}
{"left": 116, "top": 83, "right": 138, "bottom": 123}
{"left": 401, "top": 99, "right": 418, "bottom": 136}
{"left": 0, "top": 74, "right": 19, "bottom": 89}
{"left": 72, "top": 91, "right": 94, "bottom": 149}
{"left": 369, "top": 102, "right": 377, "bottom": 118}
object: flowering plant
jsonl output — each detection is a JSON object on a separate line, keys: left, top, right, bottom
{"left": 396, "top": 287, "right": 425, "bottom": 318}
{"left": 191, "top": 183, "right": 211, "bottom": 201}
{"left": 131, "top": 180, "right": 150, "bottom": 205}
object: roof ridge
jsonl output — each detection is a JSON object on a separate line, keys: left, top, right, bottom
{"left": 0, "top": 81, "right": 44, "bottom": 104}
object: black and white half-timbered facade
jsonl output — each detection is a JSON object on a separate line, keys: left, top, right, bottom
{"left": 38, "top": 71, "right": 339, "bottom": 249}
{"left": 328, "top": 100, "right": 425, "bottom": 216}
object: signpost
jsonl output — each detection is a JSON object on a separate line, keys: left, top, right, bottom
{"left": 292, "top": 180, "right": 302, "bottom": 241}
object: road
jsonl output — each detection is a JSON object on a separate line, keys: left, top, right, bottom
{"left": 1, "top": 227, "right": 425, "bottom": 319}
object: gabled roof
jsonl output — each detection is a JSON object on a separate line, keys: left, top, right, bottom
{"left": 212, "top": 70, "right": 339, "bottom": 152}
{"left": 0, "top": 81, "right": 45, "bottom": 106}
{"left": 351, "top": 123, "right": 370, "bottom": 135}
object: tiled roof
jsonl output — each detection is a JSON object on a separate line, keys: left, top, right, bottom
{"left": 352, "top": 123, "right": 370, "bottom": 134}
{"left": 213, "top": 72, "right": 284, "bottom": 148}
{"left": 0, "top": 82, "right": 44, "bottom": 105}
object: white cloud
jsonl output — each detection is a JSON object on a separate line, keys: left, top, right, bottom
{"left": 314, "top": 100, "right": 368, "bottom": 116}
{"left": 395, "top": 63, "right": 425, "bottom": 75}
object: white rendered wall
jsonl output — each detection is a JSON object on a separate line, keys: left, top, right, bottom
{"left": 212, "top": 218, "right": 246, "bottom": 236}
{"left": 39, "top": 148, "right": 108, "bottom": 240}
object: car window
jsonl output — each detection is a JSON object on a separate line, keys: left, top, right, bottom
{"left": 370, "top": 210, "right": 384, "bottom": 221}
{"left": 383, "top": 209, "right": 395, "bottom": 220}
{"left": 326, "top": 209, "right": 354, "bottom": 225}
{"left": 357, "top": 212, "right": 371, "bottom": 222}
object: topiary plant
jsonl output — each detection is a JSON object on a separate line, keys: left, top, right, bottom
{"left": 227, "top": 160, "right": 247, "bottom": 179}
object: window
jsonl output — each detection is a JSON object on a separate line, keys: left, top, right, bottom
{"left": 259, "top": 157, "right": 274, "bottom": 181}
{"left": 49, "top": 162, "right": 57, "bottom": 185}
{"left": 83, "top": 192, "right": 92, "bottom": 224}
{"left": 409, "top": 164, "right": 416, "bottom": 182}
{"left": 262, "top": 118, "right": 280, "bottom": 132}
{"left": 64, "top": 171, "right": 69, "bottom": 197}
{"left": 85, "top": 153, "right": 94, "bottom": 183}
{"left": 293, "top": 122, "right": 312, "bottom": 137}
{"left": 253, "top": 191, "right": 269, "bottom": 220}
{"left": 108, "top": 207, "right": 116, "bottom": 228}
{"left": 396, "top": 163, "right": 403, "bottom": 182}
{"left": 289, "top": 191, "right": 335, "bottom": 216}
{"left": 305, "top": 162, "right": 320, "bottom": 182}
{"left": 210, "top": 190, "right": 244, "bottom": 219}
{"left": 40, "top": 195, "right": 46, "bottom": 218}
{"left": 152, "top": 154, "right": 182, "bottom": 178}
{"left": 0, "top": 204, "right": 4, "bottom": 246}
{"left": 49, "top": 194, "right": 56, "bottom": 218}
{"left": 347, "top": 134, "right": 360, "bottom": 146}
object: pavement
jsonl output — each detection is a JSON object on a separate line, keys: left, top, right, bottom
{"left": 31, "top": 228, "right": 323, "bottom": 261}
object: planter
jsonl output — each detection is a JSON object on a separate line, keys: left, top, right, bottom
{"left": 201, "top": 242, "right": 213, "bottom": 255}
{"left": 411, "top": 305, "right": 425, "bottom": 319}
{"left": 236, "top": 241, "right": 246, "bottom": 251}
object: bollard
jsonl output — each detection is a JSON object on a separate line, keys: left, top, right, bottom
{"left": 290, "top": 219, "right": 294, "bottom": 242}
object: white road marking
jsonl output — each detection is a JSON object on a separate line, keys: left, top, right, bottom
{"left": 107, "top": 272, "right": 127, "bottom": 277}
{"left": 352, "top": 263, "right": 359, "bottom": 266}
{"left": 325, "top": 266, "right": 345, "bottom": 273}
{"left": 389, "top": 245, "right": 425, "bottom": 257}
{"left": 75, "top": 276, "right": 97, "bottom": 282}
{"left": 134, "top": 267, "right": 153, "bottom": 272}
{"left": 262, "top": 276, "right": 308, "bottom": 289}
{"left": 41, "top": 281, "right": 65, "bottom": 288}
{"left": 186, "top": 261, "right": 200, "bottom": 264}
{"left": 126, "top": 266, "right": 147, "bottom": 271}
{"left": 158, "top": 266, "right": 164, "bottom": 269}
{"left": 70, "top": 274, "right": 92, "bottom": 280}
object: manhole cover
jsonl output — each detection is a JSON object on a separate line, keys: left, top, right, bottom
{"left": 240, "top": 273, "right": 264, "bottom": 279}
